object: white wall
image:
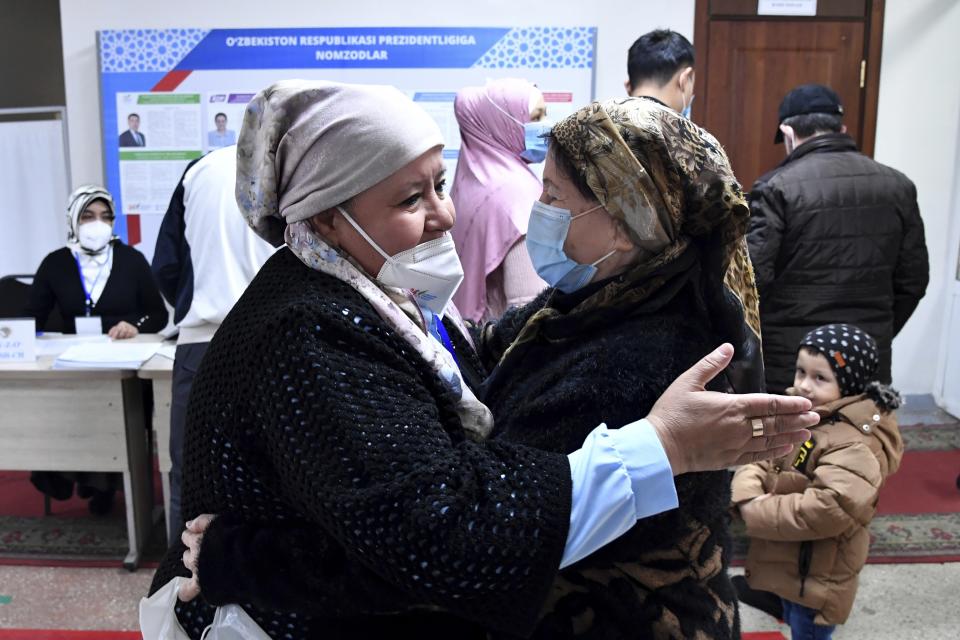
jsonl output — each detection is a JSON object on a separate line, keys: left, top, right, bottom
{"left": 933, "top": 60, "right": 960, "bottom": 414}
{"left": 874, "top": 0, "right": 960, "bottom": 394}
{"left": 59, "top": 0, "right": 959, "bottom": 395}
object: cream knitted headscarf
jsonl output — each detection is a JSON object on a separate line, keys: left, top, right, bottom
{"left": 236, "top": 79, "right": 445, "bottom": 246}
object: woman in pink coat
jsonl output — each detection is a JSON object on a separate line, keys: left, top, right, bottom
{"left": 450, "top": 78, "right": 548, "bottom": 322}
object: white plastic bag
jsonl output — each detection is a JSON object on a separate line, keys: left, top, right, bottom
{"left": 140, "top": 577, "right": 272, "bottom": 640}
{"left": 200, "top": 604, "right": 272, "bottom": 640}
{"left": 139, "top": 577, "right": 191, "bottom": 640}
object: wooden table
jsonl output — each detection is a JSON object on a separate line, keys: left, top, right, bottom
{"left": 0, "top": 334, "right": 168, "bottom": 570}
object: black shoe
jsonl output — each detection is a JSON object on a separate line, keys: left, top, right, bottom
{"left": 733, "top": 575, "right": 783, "bottom": 620}
{"left": 88, "top": 489, "right": 116, "bottom": 516}
{"left": 30, "top": 472, "right": 74, "bottom": 501}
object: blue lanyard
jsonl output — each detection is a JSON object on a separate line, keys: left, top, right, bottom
{"left": 74, "top": 251, "right": 109, "bottom": 316}
{"left": 431, "top": 314, "right": 460, "bottom": 367}
{"left": 410, "top": 295, "right": 460, "bottom": 367}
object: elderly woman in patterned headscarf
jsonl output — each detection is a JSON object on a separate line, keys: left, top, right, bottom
{"left": 473, "top": 96, "right": 766, "bottom": 638}
{"left": 150, "top": 83, "right": 814, "bottom": 640}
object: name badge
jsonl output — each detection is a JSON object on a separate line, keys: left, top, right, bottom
{"left": 0, "top": 318, "right": 37, "bottom": 362}
{"left": 75, "top": 316, "right": 103, "bottom": 336}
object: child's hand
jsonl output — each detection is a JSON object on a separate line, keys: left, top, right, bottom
{"left": 738, "top": 494, "right": 772, "bottom": 522}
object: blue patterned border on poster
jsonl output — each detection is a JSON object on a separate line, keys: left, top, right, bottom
{"left": 100, "top": 29, "right": 210, "bottom": 73}
{"left": 99, "top": 27, "right": 597, "bottom": 73}
{"left": 474, "top": 27, "right": 594, "bottom": 69}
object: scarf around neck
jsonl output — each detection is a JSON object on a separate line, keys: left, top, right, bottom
{"left": 285, "top": 221, "right": 494, "bottom": 441}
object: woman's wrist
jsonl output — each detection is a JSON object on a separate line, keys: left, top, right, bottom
{"left": 645, "top": 414, "right": 687, "bottom": 476}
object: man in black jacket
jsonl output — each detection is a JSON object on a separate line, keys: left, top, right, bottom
{"left": 748, "top": 84, "right": 929, "bottom": 393}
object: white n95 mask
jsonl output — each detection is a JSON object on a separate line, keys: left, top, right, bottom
{"left": 78, "top": 220, "right": 114, "bottom": 253}
{"left": 337, "top": 206, "right": 464, "bottom": 317}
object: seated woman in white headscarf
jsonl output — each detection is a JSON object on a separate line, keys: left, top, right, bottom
{"left": 28, "top": 185, "right": 167, "bottom": 339}
{"left": 148, "top": 81, "right": 815, "bottom": 640}
{"left": 27, "top": 185, "right": 167, "bottom": 515}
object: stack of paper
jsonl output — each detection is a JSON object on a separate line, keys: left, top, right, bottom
{"left": 53, "top": 342, "right": 162, "bottom": 369}
{"left": 36, "top": 335, "right": 110, "bottom": 357}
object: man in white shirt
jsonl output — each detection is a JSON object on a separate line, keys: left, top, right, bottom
{"left": 152, "top": 146, "right": 275, "bottom": 542}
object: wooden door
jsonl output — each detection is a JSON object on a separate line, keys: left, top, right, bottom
{"left": 694, "top": 0, "right": 885, "bottom": 190}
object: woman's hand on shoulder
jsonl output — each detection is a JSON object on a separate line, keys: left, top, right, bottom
{"left": 178, "top": 514, "right": 217, "bottom": 602}
{"left": 647, "top": 344, "right": 818, "bottom": 475}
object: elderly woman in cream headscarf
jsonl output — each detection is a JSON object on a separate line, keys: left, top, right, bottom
{"left": 148, "top": 83, "right": 815, "bottom": 640}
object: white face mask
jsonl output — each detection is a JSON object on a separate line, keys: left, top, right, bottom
{"left": 78, "top": 220, "right": 114, "bottom": 252}
{"left": 337, "top": 206, "right": 464, "bottom": 317}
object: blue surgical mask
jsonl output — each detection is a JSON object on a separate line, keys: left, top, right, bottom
{"left": 681, "top": 94, "right": 694, "bottom": 120}
{"left": 520, "top": 120, "right": 552, "bottom": 164}
{"left": 483, "top": 90, "right": 552, "bottom": 164}
{"left": 526, "top": 201, "right": 616, "bottom": 293}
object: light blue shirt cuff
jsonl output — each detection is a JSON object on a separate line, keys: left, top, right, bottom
{"left": 611, "top": 418, "right": 679, "bottom": 519}
{"left": 560, "top": 419, "right": 678, "bottom": 568}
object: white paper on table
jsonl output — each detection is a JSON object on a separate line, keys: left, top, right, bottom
{"left": 53, "top": 342, "right": 161, "bottom": 369}
{"left": 36, "top": 335, "right": 111, "bottom": 357}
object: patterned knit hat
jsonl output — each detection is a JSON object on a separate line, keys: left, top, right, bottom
{"left": 799, "top": 324, "right": 879, "bottom": 396}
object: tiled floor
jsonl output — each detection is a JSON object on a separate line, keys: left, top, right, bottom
{"left": 0, "top": 563, "right": 957, "bottom": 636}
{"left": 899, "top": 394, "right": 959, "bottom": 426}
{"left": 0, "top": 565, "right": 151, "bottom": 630}
{"left": 734, "top": 564, "right": 960, "bottom": 639}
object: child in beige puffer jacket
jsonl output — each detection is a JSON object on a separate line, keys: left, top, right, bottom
{"left": 732, "top": 324, "right": 903, "bottom": 640}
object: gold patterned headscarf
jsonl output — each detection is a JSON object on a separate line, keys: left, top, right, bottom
{"left": 502, "top": 98, "right": 761, "bottom": 370}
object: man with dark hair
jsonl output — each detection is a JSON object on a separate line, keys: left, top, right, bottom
{"left": 119, "top": 113, "right": 145, "bottom": 147}
{"left": 747, "top": 84, "right": 929, "bottom": 393}
{"left": 625, "top": 29, "right": 696, "bottom": 116}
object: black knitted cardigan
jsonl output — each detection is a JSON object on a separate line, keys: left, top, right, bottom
{"left": 148, "top": 248, "right": 573, "bottom": 639}
{"left": 478, "top": 267, "right": 740, "bottom": 639}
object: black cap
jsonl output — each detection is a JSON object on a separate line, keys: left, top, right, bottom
{"left": 774, "top": 84, "right": 844, "bottom": 144}
{"left": 799, "top": 324, "right": 879, "bottom": 397}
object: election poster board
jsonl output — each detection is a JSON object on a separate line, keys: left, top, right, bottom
{"left": 97, "top": 27, "right": 597, "bottom": 260}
